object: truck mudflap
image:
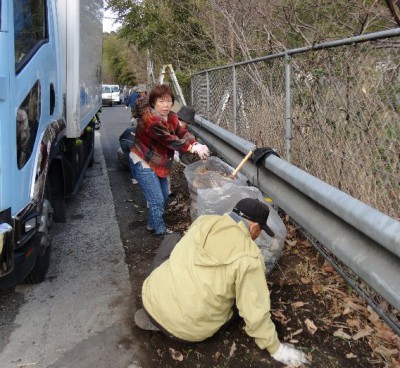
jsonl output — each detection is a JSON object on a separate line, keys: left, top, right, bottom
{"left": 0, "top": 223, "right": 14, "bottom": 277}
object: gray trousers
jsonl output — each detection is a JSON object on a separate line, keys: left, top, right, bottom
{"left": 149, "top": 233, "right": 182, "bottom": 273}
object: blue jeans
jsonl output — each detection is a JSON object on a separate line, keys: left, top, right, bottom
{"left": 131, "top": 161, "right": 169, "bottom": 234}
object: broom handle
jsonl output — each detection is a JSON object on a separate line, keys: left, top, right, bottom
{"left": 231, "top": 150, "right": 253, "bottom": 178}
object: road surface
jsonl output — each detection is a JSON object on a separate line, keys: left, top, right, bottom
{"left": 0, "top": 105, "right": 141, "bottom": 368}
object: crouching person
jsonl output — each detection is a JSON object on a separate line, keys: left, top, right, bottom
{"left": 135, "top": 198, "right": 309, "bottom": 366}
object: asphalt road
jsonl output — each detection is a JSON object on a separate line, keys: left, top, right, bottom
{"left": 0, "top": 105, "right": 142, "bottom": 368}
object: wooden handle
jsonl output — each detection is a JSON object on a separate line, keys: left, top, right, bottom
{"left": 231, "top": 150, "right": 253, "bottom": 178}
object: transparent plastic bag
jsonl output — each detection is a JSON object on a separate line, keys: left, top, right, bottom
{"left": 184, "top": 157, "right": 286, "bottom": 274}
{"left": 184, "top": 157, "right": 247, "bottom": 220}
{"left": 196, "top": 183, "right": 286, "bottom": 274}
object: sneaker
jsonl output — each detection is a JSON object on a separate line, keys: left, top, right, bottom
{"left": 131, "top": 179, "right": 138, "bottom": 185}
{"left": 154, "top": 228, "right": 174, "bottom": 238}
{"left": 134, "top": 308, "right": 159, "bottom": 331}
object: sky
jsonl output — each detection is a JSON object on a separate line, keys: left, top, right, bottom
{"left": 103, "top": 8, "right": 122, "bottom": 33}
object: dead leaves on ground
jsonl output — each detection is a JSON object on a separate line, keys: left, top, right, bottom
{"left": 276, "top": 223, "right": 400, "bottom": 366}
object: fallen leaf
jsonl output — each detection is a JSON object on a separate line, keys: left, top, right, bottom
{"left": 229, "top": 342, "right": 237, "bottom": 358}
{"left": 333, "top": 328, "right": 352, "bottom": 340}
{"left": 292, "top": 301, "right": 307, "bottom": 309}
{"left": 290, "top": 339, "right": 299, "bottom": 343}
{"left": 291, "top": 329, "right": 303, "bottom": 337}
{"left": 286, "top": 239, "right": 297, "bottom": 246}
{"left": 322, "top": 261, "right": 335, "bottom": 274}
{"left": 346, "top": 352, "right": 357, "bottom": 359}
{"left": 272, "top": 310, "right": 288, "bottom": 321}
{"left": 352, "top": 328, "right": 373, "bottom": 340}
{"left": 169, "top": 348, "right": 184, "bottom": 361}
{"left": 343, "top": 298, "right": 365, "bottom": 311}
{"left": 312, "top": 285, "right": 320, "bottom": 295}
{"left": 304, "top": 319, "right": 318, "bottom": 335}
{"left": 214, "top": 351, "right": 221, "bottom": 362}
{"left": 346, "top": 319, "right": 360, "bottom": 328}
{"left": 300, "top": 277, "right": 310, "bottom": 284}
{"left": 342, "top": 307, "right": 352, "bottom": 315}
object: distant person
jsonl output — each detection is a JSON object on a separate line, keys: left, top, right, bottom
{"left": 130, "top": 85, "right": 147, "bottom": 123}
{"left": 129, "top": 84, "right": 210, "bottom": 237}
{"left": 122, "top": 85, "right": 129, "bottom": 104}
{"left": 134, "top": 198, "right": 309, "bottom": 367}
{"left": 125, "top": 86, "right": 139, "bottom": 120}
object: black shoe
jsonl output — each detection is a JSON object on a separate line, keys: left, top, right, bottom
{"left": 146, "top": 226, "right": 155, "bottom": 234}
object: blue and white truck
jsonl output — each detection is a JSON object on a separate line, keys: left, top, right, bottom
{"left": 0, "top": 0, "right": 103, "bottom": 286}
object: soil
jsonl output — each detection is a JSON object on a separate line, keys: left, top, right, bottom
{"left": 119, "top": 154, "right": 400, "bottom": 368}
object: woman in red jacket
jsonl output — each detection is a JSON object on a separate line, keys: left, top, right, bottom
{"left": 130, "top": 84, "right": 209, "bottom": 237}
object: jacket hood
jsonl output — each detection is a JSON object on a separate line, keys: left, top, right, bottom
{"left": 193, "top": 214, "right": 260, "bottom": 267}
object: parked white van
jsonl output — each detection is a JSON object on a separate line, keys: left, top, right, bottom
{"left": 102, "top": 84, "right": 121, "bottom": 105}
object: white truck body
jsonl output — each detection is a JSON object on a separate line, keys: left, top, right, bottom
{"left": 58, "top": 0, "right": 103, "bottom": 137}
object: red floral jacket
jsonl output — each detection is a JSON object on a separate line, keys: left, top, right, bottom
{"left": 132, "top": 101, "right": 196, "bottom": 178}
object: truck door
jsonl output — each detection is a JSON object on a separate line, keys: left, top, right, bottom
{"left": 10, "top": 0, "right": 61, "bottom": 215}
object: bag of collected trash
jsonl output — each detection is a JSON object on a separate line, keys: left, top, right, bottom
{"left": 184, "top": 157, "right": 248, "bottom": 220}
{"left": 196, "top": 183, "right": 286, "bottom": 274}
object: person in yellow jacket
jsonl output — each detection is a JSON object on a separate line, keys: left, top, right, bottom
{"left": 135, "top": 198, "right": 309, "bottom": 366}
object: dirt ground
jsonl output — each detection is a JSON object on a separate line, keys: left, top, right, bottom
{"left": 120, "top": 154, "right": 400, "bottom": 368}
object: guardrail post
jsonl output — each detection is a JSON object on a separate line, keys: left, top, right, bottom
{"left": 285, "top": 53, "right": 292, "bottom": 163}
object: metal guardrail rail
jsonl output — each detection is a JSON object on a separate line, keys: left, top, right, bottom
{"left": 189, "top": 115, "right": 400, "bottom": 334}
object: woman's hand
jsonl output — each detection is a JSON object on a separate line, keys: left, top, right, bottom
{"left": 191, "top": 143, "right": 210, "bottom": 160}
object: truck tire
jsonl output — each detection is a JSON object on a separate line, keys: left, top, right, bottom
{"left": 25, "top": 199, "right": 53, "bottom": 284}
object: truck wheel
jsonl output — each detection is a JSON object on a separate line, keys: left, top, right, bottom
{"left": 25, "top": 199, "right": 53, "bottom": 284}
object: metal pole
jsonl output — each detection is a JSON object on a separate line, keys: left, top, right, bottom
{"left": 285, "top": 54, "right": 292, "bottom": 163}
{"left": 206, "top": 71, "right": 210, "bottom": 119}
{"left": 191, "top": 78, "right": 194, "bottom": 106}
{"left": 232, "top": 66, "right": 237, "bottom": 134}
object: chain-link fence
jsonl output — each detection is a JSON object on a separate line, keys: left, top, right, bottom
{"left": 191, "top": 31, "right": 400, "bottom": 220}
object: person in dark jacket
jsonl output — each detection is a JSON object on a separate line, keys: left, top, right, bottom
{"left": 119, "top": 126, "right": 137, "bottom": 184}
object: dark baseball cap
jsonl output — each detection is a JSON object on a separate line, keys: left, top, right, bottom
{"left": 232, "top": 198, "right": 275, "bottom": 237}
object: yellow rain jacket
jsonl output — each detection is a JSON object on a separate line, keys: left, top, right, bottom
{"left": 142, "top": 213, "right": 280, "bottom": 355}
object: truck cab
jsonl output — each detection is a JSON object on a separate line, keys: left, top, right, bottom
{"left": 0, "top": 0, "right": 102, "bottom": 287}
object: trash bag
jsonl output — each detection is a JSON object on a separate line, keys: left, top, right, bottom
{"left": 196, "top": 183, "right": 286, "bottom": 274}
{"left": 184, "top": 157, "right": 247, "bottom": 221}
{"left": 184, "top": 156, "right": 286, "bottom": 274}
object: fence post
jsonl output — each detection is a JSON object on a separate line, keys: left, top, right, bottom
{"left": 285, "top": 53, "right": 292, "bottom": 163}
{"left": 206, "top": 71, "right": 210, "bottom": 119}
{"left": 191, "top": 78, "right": 194, "bottom": 106}
{"left": 232, "top": 66, "right": 237, "bottom": 134}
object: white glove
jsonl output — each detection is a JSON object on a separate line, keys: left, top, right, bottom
{"left": 191, "top": 143, "right": 210, "bottom": 160}
{"left": 271, "top": 343, "right": 309, "bottom": 366}
{"left": 174, "top": 151, "right": 180, "bottom": 163}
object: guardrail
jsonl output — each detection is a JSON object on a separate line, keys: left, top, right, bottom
{"left": 189, "top": 115, "right": 400, "bottom": 335}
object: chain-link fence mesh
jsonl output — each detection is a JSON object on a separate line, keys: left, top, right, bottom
{"left": 191, "top": 40, "right": 400, "bottom": 220}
